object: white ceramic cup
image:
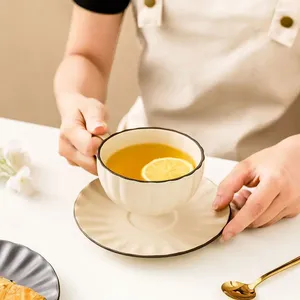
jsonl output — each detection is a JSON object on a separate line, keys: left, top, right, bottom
{"left": 97, "top": 127, "right": 205, "bottom": 216}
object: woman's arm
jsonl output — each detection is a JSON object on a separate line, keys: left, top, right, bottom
{"left": 54, "top": 4, "right": 123, "bottom": 110}
{"left": 54, "top": 4, "right": 124, "bottom": 174}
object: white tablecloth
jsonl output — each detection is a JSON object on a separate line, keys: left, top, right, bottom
{"left": 0, "top": 117, "right": 299, "bottom": 299}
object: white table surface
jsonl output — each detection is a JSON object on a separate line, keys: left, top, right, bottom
{"left": 0, "top": 117, "right": 299, "bottom": 300}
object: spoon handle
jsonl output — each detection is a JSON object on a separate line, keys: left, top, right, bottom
{"left": 253, "top": 256, "right": 300, "bottom": 288}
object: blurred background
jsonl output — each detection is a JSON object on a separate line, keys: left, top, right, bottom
{"left": 0, "top": 1, "right": 140, "bottom": 131}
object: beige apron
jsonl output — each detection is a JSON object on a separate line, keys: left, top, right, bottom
{"left": 118, "top": 0, "right": 300, "bottom": 161}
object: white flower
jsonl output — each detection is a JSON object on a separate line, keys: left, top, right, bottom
{"left": 0, "top": 149, "right": 14, "bottom": 178}
{"left": 0, "top": 141, "right": 35, "bottom": 196}
{"left": 3, "top": 140, "right": 30, "bottom": 172}
{"left": 6, "top": 166, "right": 35, "bottom": 196}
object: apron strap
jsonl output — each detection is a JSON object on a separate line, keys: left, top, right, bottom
{"left": 268, "top": 0, "right": 300, "bottom": 47}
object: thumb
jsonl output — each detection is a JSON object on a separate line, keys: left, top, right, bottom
{"left": 81, "top": 98, "right": 108, "bottom": 136}
{"left": 212, "top": 161, "right": 253, "bottom": 210}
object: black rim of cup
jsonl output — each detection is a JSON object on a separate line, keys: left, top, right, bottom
{"left": 96, "top": 127, "right": 205, "bottom": 183}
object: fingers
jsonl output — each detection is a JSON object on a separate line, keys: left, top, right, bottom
{"left": 59, "top": 136, "right": 98, "bottom": 175}
{"left": 262, "top": 208, "right": 291, "bottom": 227}
{"left": 67, "top": 159, "right": 78, "bottom": 166}
{"left": 285, "top": 213, "right": 299, "bottom": 218}
{"left": 213, "top": 160, "right": 253, "bottom": 210}
{"left": 57, "top": 94, "right": 109, "bottom": 175}
{"left": 261, "top": 203, "right": 300, "bottom": 227}
{"left": 230, "top": 204, "right": 239, "bottom": 219}
{"left": 232, "top": 189, "right": 251, "bottom": 209}
{"left": 61, "top": 120, "right": 102, "bottom": 157}
{"left": 221, "top": 177, "right": 280, "bottom": 241}
{"left": 80, "top": 99, "right": 108, "bottom": 136}
{"left": 249, "top": 193, "right": 286, "bottom": 228}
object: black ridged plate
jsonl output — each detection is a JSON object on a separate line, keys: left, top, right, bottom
{"left": 0, "top": 240, "right": 60, "bottom": 299}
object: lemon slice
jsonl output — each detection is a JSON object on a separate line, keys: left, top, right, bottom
{"left": 141, "top": 157, "right": 194, "bottom": 181}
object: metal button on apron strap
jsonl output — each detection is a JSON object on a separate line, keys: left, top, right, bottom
{"left": 280, "top": 16, "right": 294, "bottom": 28}
{"left": 144, "top": 0, "right": 156, "bottom": 8}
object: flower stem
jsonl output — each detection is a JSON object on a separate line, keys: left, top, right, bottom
{"left": 0, "top": 158, "right": 16, "bottom": 177}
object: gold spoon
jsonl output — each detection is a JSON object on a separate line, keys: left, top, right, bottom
{"left": 221, "top": 256, "right": 300, "bottom": 299}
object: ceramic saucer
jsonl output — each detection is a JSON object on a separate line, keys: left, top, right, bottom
{"left": 74, "top": 177, "right": 231, "bottom": 258}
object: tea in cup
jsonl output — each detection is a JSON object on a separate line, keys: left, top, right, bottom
{"left": 97, "top": 127, "right": 205, "bottom": 216}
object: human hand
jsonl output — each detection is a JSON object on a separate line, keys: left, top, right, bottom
{"left": 213, "top": 135, "right": 300, "bottom": 242}
{"left": 57, "top": 93, "right": 108, "bottom": 175}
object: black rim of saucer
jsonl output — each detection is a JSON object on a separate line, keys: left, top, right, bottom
{"left": 73, "top": 178, "right": 231, "bottom": 259}
{"left": 96, "top": 127, "right": 205, "bottom": 184}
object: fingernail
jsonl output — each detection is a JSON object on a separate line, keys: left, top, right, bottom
{"left": 220, "top": 232, "right": 234, "bottom": 243}
{"left": 93, "top": 122, "right": 107, "bottom": 131}
{"left": 212, "top": 195, "right": 222, "bottom": 210}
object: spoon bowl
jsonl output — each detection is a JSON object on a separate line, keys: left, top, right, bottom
{"left": 221, "top": 256, "right": 300, "bottom": 299}
{"left": 221, "top": 281, "right": 256, "bottom": 299}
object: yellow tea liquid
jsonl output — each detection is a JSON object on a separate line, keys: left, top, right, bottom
{"left": 105, "top": 143, "right": 195, "bottom": 181}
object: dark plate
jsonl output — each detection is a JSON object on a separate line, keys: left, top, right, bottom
{"left": 0, "top": 240, "right": 60, "bottom": 299}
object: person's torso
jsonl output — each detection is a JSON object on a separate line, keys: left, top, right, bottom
{"left": 120, "top": 0, "right": 300, "bottom": 160}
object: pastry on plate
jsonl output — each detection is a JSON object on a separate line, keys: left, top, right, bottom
{"left": 0, "top": 277, "right": 45, "bottom": 300}
{"left": 0, "top": 278, "right": 14, "bottom": 299}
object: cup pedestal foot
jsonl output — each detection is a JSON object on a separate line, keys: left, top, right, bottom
{"left": 127, "top": 211, "right": 178, "bottom": 233}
